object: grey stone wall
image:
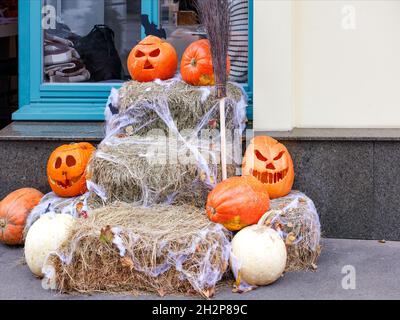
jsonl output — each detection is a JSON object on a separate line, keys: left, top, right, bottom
{"left": 281, "top": 140, "right": 399, "bottom": 241}
{"left": 0, "top": 140, "right": 99, "bottom": 199}
{"left": 1, "top": 123, "right": 399, "bottom": 240}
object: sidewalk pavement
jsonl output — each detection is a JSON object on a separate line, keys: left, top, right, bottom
{"left": 1, "top": 238, "right": 399, "bottom": 300}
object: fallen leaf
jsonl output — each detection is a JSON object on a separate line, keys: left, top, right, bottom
{"left": 79, "top": 211, "right": 88, "bottom": 219}
{"left": 285, "top": 232, "right": 296, "bottom": 245}
{"left": 99, "top": 225, "right": 114, "bottom": 244}
{"left": 125, "top": 126, "right": 134, "bottom": 136}
{"left": 234, "top": 271, "right": 242, "bottom": 288}
{"left": 120, "top": 257, "right": 134, "bottom": 270}
{"left": 202, "top": 287, "right": 215, "bottom": 298}
{"left": 311, "top": 263, "right": 318, "bottom": 271}
{"left": 232, "top": 284, "right": 255, "bottom": 294}
{"left": 199, "top": 171, "right": 215, "bottom": 184}
{"left": 378, "top": 239, "right": 386, "bottom": 244}
{"left": 208, "top": 119, "right": 218, "bottom": 129}
{"left": 186, "top": 288, "right": 197, "bottom": 295}
{"left": 157, "top": 288, "right": 166, "bottom": 297}
{"left": 76, "top": 202, "right": 84, "bottom": 213}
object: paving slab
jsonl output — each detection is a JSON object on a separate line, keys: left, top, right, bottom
{"left": 1, "top": 238, "right": 399, "bottom": 300}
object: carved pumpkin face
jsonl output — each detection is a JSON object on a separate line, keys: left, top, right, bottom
{"left": 127, "top": 35, "right": 178, "bottom": 82}
{"left": 242, "top": 136, "right": 294, "bottom": 199}
{"left": 47, "top": 143, "right": 95, "bottom": 198}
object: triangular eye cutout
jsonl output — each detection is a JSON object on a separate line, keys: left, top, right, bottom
{"left": 255, "top": 150, "right": 268, "bottom": 162}
{"left": 135, "top": 50, "right": 146, "bottom": 58}
{"left": 149, "top": 48, "right": 161, "bottom": 57}
{"left": 273, "top": 151, "right": 286, "bottom": 161}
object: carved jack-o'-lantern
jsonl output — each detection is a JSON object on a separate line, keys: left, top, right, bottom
{"left": 242, "top": 136, "right": 294, "bottom": 199}
{"left": 127, "top": 35, "right": 178, "bottom": 82}
{"left": 47, "top": 143, "right": 95, "bottom": 198}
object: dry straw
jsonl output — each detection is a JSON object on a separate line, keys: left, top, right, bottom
{"left": 258, "top": 191, "right": 322, "bottom": 272}
{"left": 46, "top": 203, "right": 232, "bottom": 298}
{"left": 115, "top": 80, "right": 246, "bottom": 136}
{"left": 87, "top": 136, "right": 237, "bottom": 207}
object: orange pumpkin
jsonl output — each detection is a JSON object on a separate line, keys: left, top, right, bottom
{"left": 180, "top": 39, "right": 231, "bottom": 86}
{"left": 127, "top": 35, "right": 178, "bottom": 82}
{"left": 206, "top": 176, "right": 270, "bottom": 231}
{"left": 47, "top": 142, "right": 95, "bottom": 198}
{"left": 242, "top": 136, "right": 294, "bottom": 199}
{"left": 0, "top": 188, "right": 43, "bottom": 245}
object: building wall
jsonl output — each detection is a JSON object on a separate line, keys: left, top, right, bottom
{"left": 253, "top": 0, "right": 400, "bottom": 131}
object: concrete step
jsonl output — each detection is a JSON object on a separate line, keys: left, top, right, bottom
{"left": 1, "top": 238, "right": 399, "bottom": 300}
{"left": 1, "top": 122, "right": 399, "bottom": 240}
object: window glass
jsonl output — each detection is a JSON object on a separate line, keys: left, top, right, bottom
{"left": 42, "top": 0, "right": 142, "bottom": 83}
{"left": 160, "top": 0, "right": 249, "bottom": 83}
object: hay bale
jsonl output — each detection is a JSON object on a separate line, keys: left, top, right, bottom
{"left": 86, "top": 136, "right": 237, "bottom": 207}
{"left": 106, "top": 80, "right": 247, "bottom": 136}
{"left": 258, "top": 191, "right": 321, "bottom": 272}
{"left": 44, "top": 203, "right": 232, "bottom": 298}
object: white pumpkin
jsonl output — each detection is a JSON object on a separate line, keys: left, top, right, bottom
{"left": 230, "top": 225, "right": 287, "bottom": 286}
{"left": 25, "top": 213, "right": 74, "bottom": 276}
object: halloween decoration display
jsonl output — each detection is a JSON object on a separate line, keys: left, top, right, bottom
{"left": 87, "top": 136, "right": 237, "bottom": 208}
{"left": 127, "top": 35, "right": 178, "bottom": 82}
{"left": 197, "top": 0, "right": 231, "bottom": 180}
{"left": 24, "top": 192, "right": 90, "bottom": 238}
{"left": 180, "top": 39, "right": 231, "bottom": 86}
{"left": 230, "top": 225, "right": 287, "bottom": 287}
{"left": 242, "top": 136, "right": 294, "bottom": 199}
{"left": 25, "top": 213, "right": 74, "bottom": 276}
{"left": 47, "top": 142, "right": 95, "bottom": 198}
{"left": 206, "top": 176, "right": 270, "bottom": 231}
{"left": 258, "top": 191, "right": 321, "bottom": 272}
{"left": 42, "top": 203, "right": 231, "bottom": 298}
{"left": 91, "top": 79, "right": 247, "bottom": 208}
{"left": 109, "top": 79, "right": 247, "bottom": 136}
{"left": 0, "top": 188, "right": 43, "bottom": 245}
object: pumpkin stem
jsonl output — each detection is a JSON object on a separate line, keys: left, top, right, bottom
{"left": 0, "top": 218, "right": 6, "bottom": 228}
{"left": 190, "top": 58, "right": 197, "bottom": 67}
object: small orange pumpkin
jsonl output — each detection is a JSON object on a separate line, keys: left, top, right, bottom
{"left": 180, "top": 39, "right": 231, "bottom": 86}
{"left": 206, "top": 176, "right": 270, "bottom": 231}
{"left": 242, "top": 136, "right": 294, "bottom": 199}
{"left": 0, "top": 188, "right": 43, "bottom": 245}
{"left": 127, "top": 35, "right": 178, "bottom": 82}
{"left": 47, "top": 142, "right": 95, "bottom": 198}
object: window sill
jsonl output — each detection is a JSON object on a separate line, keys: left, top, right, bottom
{"left": 0, "top": 121, "right": 104, "bottom": 142}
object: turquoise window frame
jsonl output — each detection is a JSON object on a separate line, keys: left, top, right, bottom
{"left": 14, "top": 0, "right": 253, "bottom": 121}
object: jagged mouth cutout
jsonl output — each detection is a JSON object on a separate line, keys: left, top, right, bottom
{"left": 50, "top": 175, "right": 83, "bottom": 189}
{"left": 250, "top": 149, "right": 288, "bottom": 184}
{"left": 50, "top": 156, "right": 83, "bottom": 189}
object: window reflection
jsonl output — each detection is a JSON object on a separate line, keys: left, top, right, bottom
{"left": 160, "top": 0, "right": 249, "bottom": 83}
{"left": 43, "top": 0, "right": 142, "bottom": 83}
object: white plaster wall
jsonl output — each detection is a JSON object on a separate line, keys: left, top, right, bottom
{"left": 253, "top": 0, "right": 400, "bottom": 130}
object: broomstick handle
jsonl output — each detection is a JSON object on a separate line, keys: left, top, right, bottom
{"left": 220, "top": 98, "right": 227, "bottom": 180}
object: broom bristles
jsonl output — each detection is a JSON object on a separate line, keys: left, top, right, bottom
{"left": 197, "top": 0, "right": 231, "bottom": 98}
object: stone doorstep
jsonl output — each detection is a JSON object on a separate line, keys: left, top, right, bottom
{"left": 4, "top": 122, "right": 400, "bottom": 142}
{"left": 1, "top": 122, "right": 400, "bottom": 240}
{"left": 0, "top": 121, "right": 104, "bottom": 142}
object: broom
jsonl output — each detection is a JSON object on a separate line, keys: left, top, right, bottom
{"left": 197, "top": 0, "right": 231, "bottom": 180}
